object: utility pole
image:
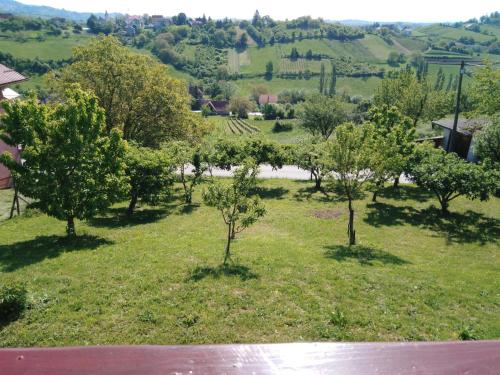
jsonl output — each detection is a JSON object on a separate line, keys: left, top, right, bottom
{"left": 446, "top": 60, "right": 465, "bottom": 152}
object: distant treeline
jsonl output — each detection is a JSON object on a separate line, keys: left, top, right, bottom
{"left": 0, "top": 51, "right": 71, "bottom": 76}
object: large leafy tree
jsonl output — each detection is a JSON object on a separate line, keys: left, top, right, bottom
{"left": 468, "top": 63, "right": 500, "bottom": 165}
{"left": 325, "top": 122, "right": 375, "bottom": 245}
{"left": 409, "top": 143, "right": 496, "bottom": 215}
{"left": 125, "top": 145, "right": 175, "bottom": 215}
{"left": 374, "top": 67, "right": 452, "bottom": 126}
{"left": 475, "top": 122, "right": 500, "bottom": 164}
{"left": 51, "top": 35, "right": 208, "bottom": 147}
{"left": 202, "top": 160, "right": 266, "bottom": 264}
{"left": 468, "top": 63, "right": 500, "bottom": 117}
{"left": 0, "top": 88, "right": 127, "bottom": 236}
{"left": 298, "top": 93, "right": 348, "bottom": 139}
{"left": 368, "top": 105, "right": 416, "bottom": 199}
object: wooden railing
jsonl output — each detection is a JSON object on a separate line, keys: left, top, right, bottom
{"left": 0, "top": 341, "right": 499, "bottom": 374}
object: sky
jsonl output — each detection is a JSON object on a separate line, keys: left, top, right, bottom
{"left": 17, "top": 0, "right": 499, "bottom": 22}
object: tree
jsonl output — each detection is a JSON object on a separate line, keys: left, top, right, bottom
{"left": 125, "top": 145, "right": 174, "bottom": 215}
{"left": 374, "top": 68, "right": 452, "bottom": 127}
{"left": 475, "top": 122, "right": 500, "bottom": 164}
{"left": 0, "top": 88, "right": 127, "bottom": 236}
{"left": 329, "top": 63, "right": 337, "bottom": 96}
{"left": 51, "top": 35, "right": 207, "bottom": 147}
{"left": 468, "top": 63, "right": 500, "bottom": 117}
{"left": 241, "top": 138, "right": 287, "bottom": 169}
{"left": 265, "top": 61, "right": 273, "bottom": 80}
{"left": 298, "top": 93, "right": 348, "bottom": 140}
{"left": 325, "top": 123, "right": 375, "bottom": 245}
{"left": 250, "top": 84, "right": 269, "bottom": 103}
{"left": 319, "top": 63, "right": 326, "bottom": 94}
{"left": 230, "top": 96, "right": 253, "bottom": 118}
{"left": 294, "top": 139, "right": 328, "bottom": 190}
{"left": 236, "top": 33, "right": 248, "bottom": 50}
{"left": 202, "top": 160, "right": 265, "bottom": 264}
{"left": 409, "top": 143, "right": 496, "bottom": 215}
{"left": 368, "top": 106, "right": 415, "bottom": 201}
{"left": 167, "top": 141, "right": 206, "bottom": 204}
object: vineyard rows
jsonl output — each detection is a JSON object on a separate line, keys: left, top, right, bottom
{"left": 227, "top": 118, "right": 260, "bottom": 135}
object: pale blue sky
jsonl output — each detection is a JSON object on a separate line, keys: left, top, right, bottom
{"left": 18, "top": 0, "right": 499, "bottom": 22}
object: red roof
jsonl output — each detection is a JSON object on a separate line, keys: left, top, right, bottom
{"left": 0, "top": 64, "right": 26, "bottom": 86}
{"left": 258, "top": 94, "right": 278, "bottom": 105}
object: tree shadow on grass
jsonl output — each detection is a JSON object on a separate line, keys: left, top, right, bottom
{"left": 176, "top": 203, "right": 200, "bottom": 215}
{"left": 186, "top": 264, "right": 259, "bottom": 282}
{"left": 251, "top": 186, "right": 289, "bottom": 200}
{"left": 378, "top": 185, "right": 433, "bottom": 203}
{"left": 324, "top": 245, "right": 410, "bottom": 266}
{"left": 88, "top": 207, "right": 171, "bottom": 228}
{"left": 364, "top": 203, "right": 499, "bottom": 245}
{"left": 293, "top": 185, "right": 331, "bottom": 203}
{"left": 0, "top": 235, "right": 112, "bottom": 272}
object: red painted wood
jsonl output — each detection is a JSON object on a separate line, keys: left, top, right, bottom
{"left": 0, "top": 341, "right": 499, "bottom": 375}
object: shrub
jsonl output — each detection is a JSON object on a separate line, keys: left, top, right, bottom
{"left": 272, "top": 121, "right": 293, "bottom": 133}
{"left": 0, "top": 283, "right": 28, "bottom": 323}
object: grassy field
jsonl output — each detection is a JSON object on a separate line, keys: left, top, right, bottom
{"left": 0, "top": 33, "right": 93, "bottom": 60}
{"left": 415, "top": 24, "right": 494, "bottom": 44}
{"left": 0, "top": 180, "right": 498, "bottom": 347}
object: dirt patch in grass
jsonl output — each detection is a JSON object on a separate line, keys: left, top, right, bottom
{"left": 310, "top": 209, "right": 344, "bottom": 220}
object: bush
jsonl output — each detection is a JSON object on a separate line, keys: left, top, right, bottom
{"left": 272, "top": 121, "right": 293, "bottom": 133}
{"left": 0, "top": 283, "right": 28, "bottom": 323}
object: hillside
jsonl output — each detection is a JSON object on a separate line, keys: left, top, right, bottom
{"left": 0, "top": 9, "right": 498, "bottom": 100}
{"left": 0, "top": 0, "right": 116, "bottom": 21}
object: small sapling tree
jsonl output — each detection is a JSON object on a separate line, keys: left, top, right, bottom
{"left": 325, "top": 122, "right": 375, "bottom": 245}
{"left": 168, "top": 141, "right": 206, "bottom": 204}
{"left": 294, "top": 138, "right": 328, "bottom": 190}
{"left": 202, "top": 160, "right": 266, "bottom": 264}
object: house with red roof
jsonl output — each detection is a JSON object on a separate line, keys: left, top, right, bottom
{"left": 258, "top": 94, "right": 278, "bottom": 106}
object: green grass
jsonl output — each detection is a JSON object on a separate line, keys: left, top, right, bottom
{"left": 0, "top": 180, "right": 498, "bottom": 347}
{"left": 0, "top": 33, "right": 93, "bottom": 60}
{"left": 416, "top": 24, "right": 494, "bottom": 44}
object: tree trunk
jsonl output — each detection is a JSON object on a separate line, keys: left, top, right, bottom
{"left": 224, "top": 222, "right": 232, "bottom": 265}
{"left": 231, "top": 222, "right": 236, "bottom": 239}
{"left": 372, "top": 181, "right": 381, "bottom": 202}
{"left": 347, "top": 199, "right": 355, "bottom": 246}
{"left": 314, "top": 176, "right": 322, "bottom": 190}
{"left": 393, "top": 176, "right": 400, "bottom": 189}
{"left": 440, "top": 199, "right": 449, "bottom": 216}
{"left": 127, "top": 193, "right": 138, "bottom": 216}
{"left": 66, "top": 216, "right": 76, "bottom": 237}
{"left": 9, "top": 187, "right": 20, "bottom": 219}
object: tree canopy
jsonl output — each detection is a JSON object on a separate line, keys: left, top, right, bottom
{"left": 51, "top": 35, "right": 209, "bottom": 147}
{"left": 409, "top": 143, "right": 496, "bottom": 215}
{"left": 0, "top": 87, "right": 127, "bottom": 235}
{"left": 298, "top": 93, "right": 348, "bottom": 139}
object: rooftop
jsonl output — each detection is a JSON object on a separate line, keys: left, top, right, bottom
{"left": 431, "top": 118, "right": 490, "bottom": 136}
{"left": 0, "top": 64, "right": 26, "bottom": 86}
